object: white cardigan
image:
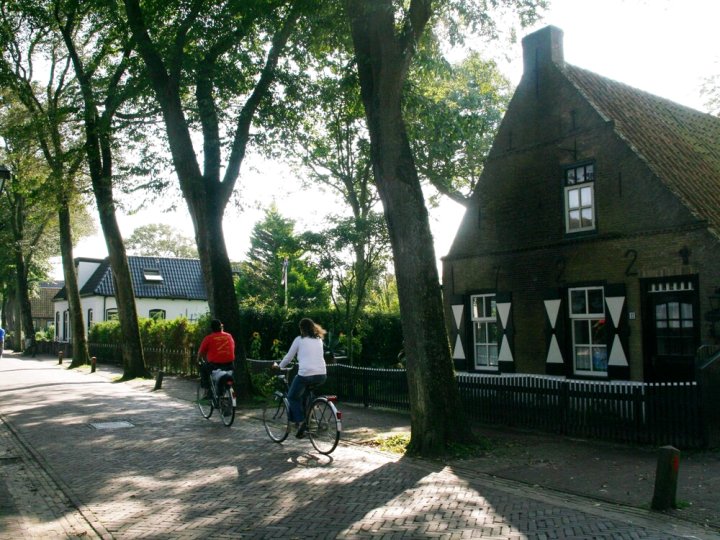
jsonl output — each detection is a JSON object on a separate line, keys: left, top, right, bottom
{"left": 278, "top": 336, "right": 326, "bottom": 376}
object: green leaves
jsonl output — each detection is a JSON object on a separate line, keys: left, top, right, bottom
{"left": 405, "top": 44, "right": 512, "bottom": 205}
{"left": 235, "top": 205, "right": 330, "bottom": 310}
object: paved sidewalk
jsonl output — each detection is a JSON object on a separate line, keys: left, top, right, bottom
{"left": 0, "top": 352, "right": 718, "bottom": 539}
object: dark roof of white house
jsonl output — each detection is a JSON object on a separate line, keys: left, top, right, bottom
{"left": 54, "top": 256, "right": 207, "bottom": 301}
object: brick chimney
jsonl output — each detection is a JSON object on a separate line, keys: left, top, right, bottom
{"left": 522, "top": 25, "right": 564, "bottom": 76}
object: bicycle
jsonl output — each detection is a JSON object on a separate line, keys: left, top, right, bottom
{"left": 196, "top": 361, "right": 236, "bottom": 427}
{"left": 262, "top": 367, "right": 341, "bottom": 455}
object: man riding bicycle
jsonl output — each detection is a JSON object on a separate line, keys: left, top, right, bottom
{"left": 197, "top": 319, "right": 235, "bottom": 399}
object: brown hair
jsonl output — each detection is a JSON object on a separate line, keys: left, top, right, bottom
{"left": 299, "top": 318, "right": 326, "bottom": 339}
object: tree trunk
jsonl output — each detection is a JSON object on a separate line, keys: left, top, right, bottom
{"left": 94, "top": 173, "right": 150, "bottom": 380}
{"left": 59, "top": 14, "right": 150, "bottom": 381}
{"left": 59, "top": 201, "right": 90, "bottom": 368}
{"left": 14, "top": 246, "right": 35, "bottom": 356}
{"left": 190, "top": 195, "right": 251, "bottom": 395}
{"left": 346, "top": 0, "right": 469, "bottom": 456}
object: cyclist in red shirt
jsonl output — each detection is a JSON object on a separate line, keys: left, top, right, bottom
{"left": 197, "top": 319, "right": 235, "bottom": 398}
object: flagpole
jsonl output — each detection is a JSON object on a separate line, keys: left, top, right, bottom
{"left": 282, "top": 258, "right": 288, "bottom": 308}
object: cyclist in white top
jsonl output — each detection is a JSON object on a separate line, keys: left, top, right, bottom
{"left": 276, "top": 318, "right": 328, "bottom": 438}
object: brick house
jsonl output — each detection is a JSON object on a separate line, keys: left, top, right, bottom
{"left": 53, "top": 256, "right": 209, "bottom": 342}
{"left": 33, "top": 281, "right": 63, "bottom": 331}
{"left": 442, "top": 26, "right": 720, "bottom": 382}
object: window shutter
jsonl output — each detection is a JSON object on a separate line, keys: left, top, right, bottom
{"left": 544, "top": 289, "right": 567, "bottom": 375}
{"left": 450, "top": 296, "right": 467, "bottom": 371}
{"left": 496, "top": 291, "right": 514, "bottom": 373}
{"left": 604, "top": 283, "right": 630, "bottom": 380}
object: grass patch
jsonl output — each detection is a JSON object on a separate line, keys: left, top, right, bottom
{"left": 368, "top": 434, "right": 411, "bottom": 454}
{"left": 366, "top": 434, "right": 494, "bottom": 459}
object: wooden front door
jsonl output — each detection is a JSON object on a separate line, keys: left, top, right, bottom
{"left": 641, "top": 277, "right": 699, "bottom": 381}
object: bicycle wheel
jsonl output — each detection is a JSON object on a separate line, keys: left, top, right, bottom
{"left": 196, "top": 380, "right": 213, "bottom": 419}
{"left": 263, "top": 393, "right": 290, "bottom": 443}
{"left": 307, "top": 398, "right": 341, "bottom": 455}
{"left": 219, "top": 385, "right": 235, "bottom": 427}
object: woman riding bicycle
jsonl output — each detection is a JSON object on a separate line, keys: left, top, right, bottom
{"left": 274, "top": 318, "right": 327, "bottom": 438}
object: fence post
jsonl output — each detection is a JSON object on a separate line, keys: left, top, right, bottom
{"left": 559, "top": 380, "right": 569, "bottom": 434}
{"left": 154, "top": 370, "right": 164, "bottom": 391}
{"left": 362, "top": 368, "right": 369, "bottom": 408}
{"left": 651, "top": 445, "right": 680, "bottom": 510}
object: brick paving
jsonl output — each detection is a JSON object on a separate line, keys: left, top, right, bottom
{"left": 1, "top": 353, "right": 718, "bottom": 539}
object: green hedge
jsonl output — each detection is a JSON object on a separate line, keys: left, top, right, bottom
{"left": 87, "top": 308, "right": 404, "bottom": 368}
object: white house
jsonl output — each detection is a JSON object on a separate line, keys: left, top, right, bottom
{"left": 53, "top": 256, "right": 209, "bottom": 342}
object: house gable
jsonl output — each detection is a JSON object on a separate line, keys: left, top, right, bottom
{"left": 443, "top": 25, "right": 720, "bottom": 382}
{"left": 448, "top": 26, "right": 712, "bottom": 261}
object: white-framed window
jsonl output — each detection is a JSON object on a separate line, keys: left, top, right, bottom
{"left": 471, "top": 294, "right": 498, "bottom": 370}
{"left": 564, "top": 163, "right": 595, "bottom": 233}
{"left": 87, "top": 308, "right": 93, "bottom": 331}
{"left": 149, "top": 309, "right": 166, "bottom": 320}
{"left": 62, "top": 310, "right": 69, "bottom": 341}
{"left": 143, "top": 269, "right": 163, "bottom": 283}
{"left": 569, "top": 286, "right": 607, "bottom": 375}
{"left": 55, "top": 312, "right": 60, "bottom": 340}
{"left": 105, "top": 308, "right": 118, "bottom": 321}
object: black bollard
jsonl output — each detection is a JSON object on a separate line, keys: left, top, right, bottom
{"left": 58, "top": 351, "right": 63, "bottom": 365}
{"left": 651, "top": 445, "right": 680, "bottom": 510}
{"left": 154, "top": 371, "right": 164, "bottom": 391}
{"left": 91, "top": 356, "right": 96, "bottom": 373}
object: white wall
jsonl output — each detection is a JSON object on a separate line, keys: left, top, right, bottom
{"left": 54, "top": 295, "right": 209, "bottom": 342}
{"left": 76, "top": 260, "right": 102, "bottom": 289}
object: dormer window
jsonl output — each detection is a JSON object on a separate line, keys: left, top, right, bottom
{"left": 143, "top": 269, "right": 163, "bottom": 283}
{"left": 564, "top": 162, "right": 595, "bottom": 233}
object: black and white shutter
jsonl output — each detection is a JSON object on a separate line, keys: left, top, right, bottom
{"left": 544, "top": 289, "right": 567, "bottom": 375}
{"left": 496, "top": 292, "right": 514, "bottom": 372}
{"left": 604, "top": 283, "right": 630, "bottom": 379}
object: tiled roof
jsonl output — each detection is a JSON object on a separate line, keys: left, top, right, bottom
{"left": 55, "top": 256, "right": 207, "bottom": 301}
{"left": 32, "top": 284, "right": 62, "bottom": 318}
{"left": 563, "top": 64, "right": 720, "bottom": 235}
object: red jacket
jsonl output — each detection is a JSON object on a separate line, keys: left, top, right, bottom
{"left": 198, "top": 331, "right": 235, "bottom": 364}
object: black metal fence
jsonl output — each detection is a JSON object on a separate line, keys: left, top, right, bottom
{"left": 456, "top": 374, "right": 706, "bottom": 449}
{"left": 246, "top": 359, "right": 707, "bottom": 448}
{"left": 56, "top": 345, "right": 707, "bottom": 448}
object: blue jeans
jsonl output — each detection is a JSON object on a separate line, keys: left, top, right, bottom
{"left": 287, "top": 374, "right": 326, "bottom": 424}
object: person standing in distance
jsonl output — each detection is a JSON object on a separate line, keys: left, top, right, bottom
{"left": 197, "top": 319, "right": 235, "bottom": 399}
{"left": 275, "top": 318, "right": 327, "bottom": 438}
{"left": 0, "top": 325, "right": 5, "bottom": 359}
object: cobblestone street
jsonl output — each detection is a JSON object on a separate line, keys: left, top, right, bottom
{"left": 1, "top": 354, "right": 718, "bottom": 539}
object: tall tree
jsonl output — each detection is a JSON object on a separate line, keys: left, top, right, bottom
{"left": 53, "top": 0, "right": 150, "bottom": 378}
{"left": 303, "top": 214, "right": 389, "bottom": 361}
{"left": 0, "top": 7, "right": 92, "bottom": 367}
{"left": 125, "top": 223, "right": 198, "bottom": 258}
{"left": 344, "top": 0, "right": 544, "bottom": 455}
{"left": 121, "top": 0, "right": 319, "bottom": 392}
{"left": 285, "top": 56, "right": 389, "bottom": 357}
{"left": 236, "top": 205, "right": 329, "bottom": 310}
{"left": 0, "top": 113, "right": 57, "bottom": 355}
{"left": 405, "top": 49, "right": 512, "bottom": 205}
